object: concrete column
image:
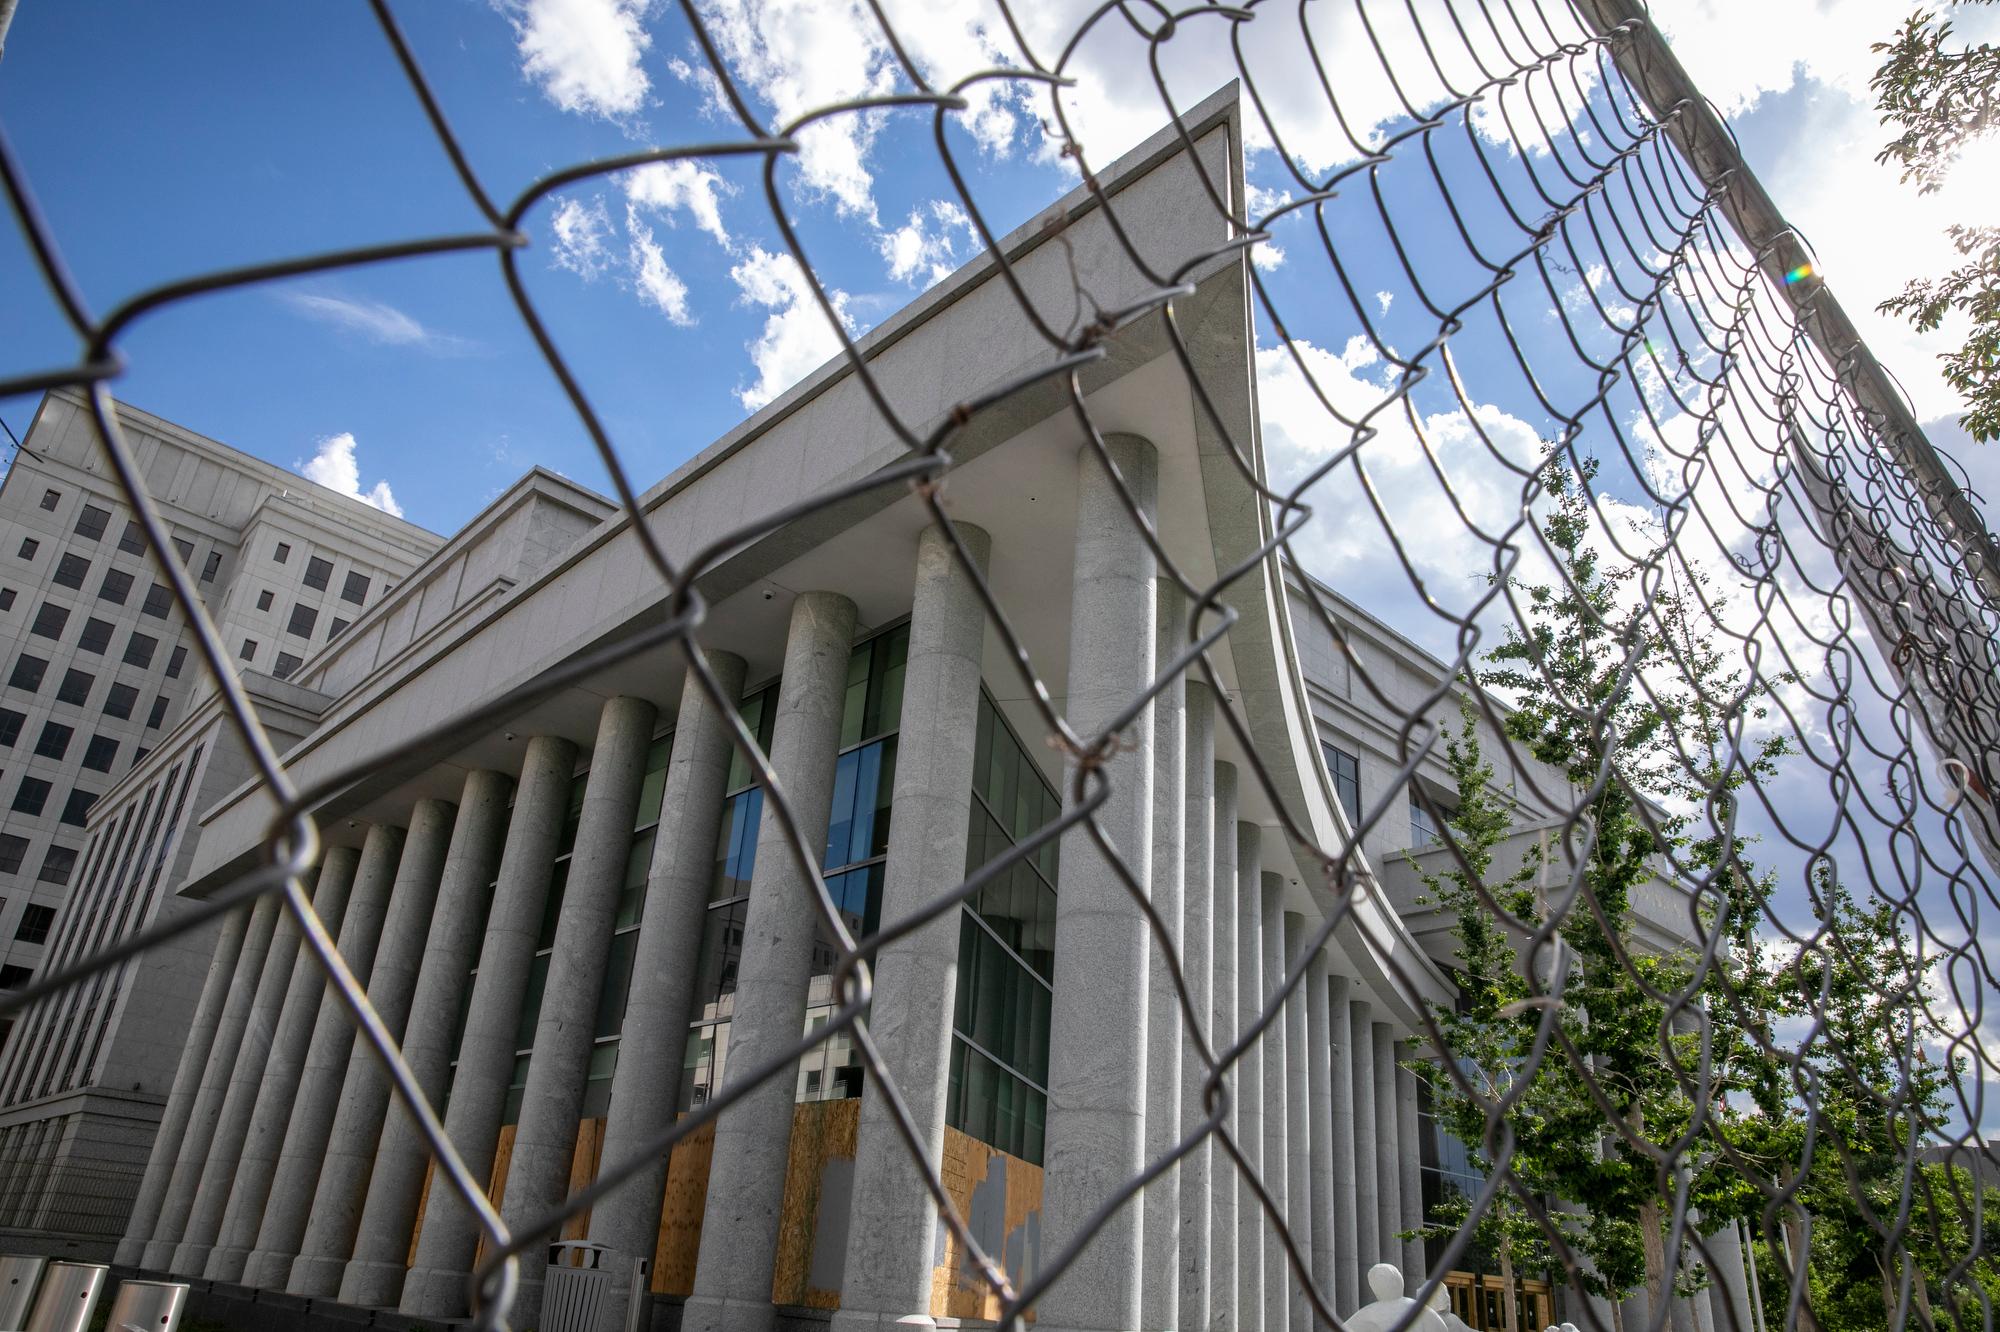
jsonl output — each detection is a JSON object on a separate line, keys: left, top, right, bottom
{"left": 278, "top": 798, "right": 459, "bottom": 1294}
{"left": 1261, "top": 876, "right": 1287, "bottom": 1332}
{"left": 1371, "top": 1024, "right": 1398, "bottom": 1272}
{"left": 1209, "top": 763, "right": 1239, "bottom": 1332}
{"left": 1304, "top": 953, "right": 1336, "bottom": 1327}
{"left": 116, "top": 900, "right": 250, "bottom": 1267}
{"left": 401, "top": 733, "right": 580, "bottom": 1319}
{"left": 1395, "top": 1043, "right": 1424, "bottom": 1281}
{"left": 683, "top": 591, "right": 858, "bottom": 1332}
{"left": 204, "top": 843, "right": 366, "bottom": 1281}
{"left": 1348, "top": 999, "right": 1377, "bottom": 1278}
{"left": 1325, "top": 976, "right": 1357, "bottom": 1315}
{"left": 1035, "top": 435, "right": 1157, "bottom": 1332}
{"left": 1143, "top": 579, "right": 1185, "bottom": 1332}
{"left": 338, "top": 769, "right": 513, "bottom": 1309}
{"left": 1283, "top": 916, "right": 1313, "bottom": 1332}
{"left": 169, "top": 854, "right": 345, "bottom": 1275}
{"left": 585, "top": 651, "right": 747, "bottom": 1314}
{"left": 142, "top": 887, "right": 290, "bottom": 1270}
{"left": 1178, "top": 684, "right": 1215, "bottom": 1332}
{"left": 831, "top": 526, "right": 990, "bottom": 1332}
{"left": 1707, "top": 1219, "right": 1753, "bottom": 1332}
{"left": 1236, "top": 823, "right": 1263, "bottom": 1332}
{"left": 503, "top": 694, "right": 658, "bottom": 1326}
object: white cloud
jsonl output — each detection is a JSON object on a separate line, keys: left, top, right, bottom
{"left": 731, "top": 245, "right": 855, "bottom": 409}
{"left": 549, "top": 195, "right": 615, "bottom": 279}
{"left": 877, "top": 198, "right": 978, "bottom": 286}
{"left": 507, "top": 0, "right": 654, "bottom": 119}
{"left": 1251, "top": 241, "right": 1286, "bottom": 271}
{"left": 626, "top": 211, "right": 694, "bottom": 325}
{"left": 297, "top": 433, "right": 406, "bottom": 518}
{"left": 281, "top": 292, "right": 467, "bottom": 353}
{"left": 621, "top": 159, "right": 734, "bottom": 248}
{"left": 1375, "top": 291, "right": 1394, "bottom": 317}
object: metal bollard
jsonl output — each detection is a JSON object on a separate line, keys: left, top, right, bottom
{"left": 103, "top": 1280, "right": 187, "bottom": 1332}
{"left": 0, "top": 1255, "right": 45, "bottom": 1331}
{"left": 20, "top": 1262, "right": 103, "bottom": 1332}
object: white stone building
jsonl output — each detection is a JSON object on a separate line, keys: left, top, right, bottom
{"left": 13, "top": 89, "right": 1751, "bottom": 1332}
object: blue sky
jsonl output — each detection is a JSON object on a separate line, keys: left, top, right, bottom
{"left": 2, "top": 0, "right": 1997, "bottom": 1123}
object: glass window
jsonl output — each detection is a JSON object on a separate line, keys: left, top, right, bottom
{"left": 59, "top": 788, "right": 96, "bottom": 827}
{"left": 36, "top": 846, "right": 76, "bottom": 886}
{"left": 165, "top": 645, "right": 187, "bottom": 679}
{"left": 146, "top": 694, "right": 169, "bottom": 730}
{"left": 16, "top": 538, "right": 37, "bottom": 561}
{"left": 118, "top": 521, "right": 145, "bottom": 555}
{"left": 13, "top": 777, "right": 50, "bottom": 816}
{"left": 0, "top": 589, "right": 12, "bottom": 611}
{"left": 98, "top": 568, "right": 133, "bottom": 605}
{"left": 142, "top": 584, "right": 173, "bottom": 618}
{"left": 123, "top": 631, "right": 157, "bottom": 669}
{"left": 635, "top": 735, "right": 672, "bottom": 831}
{"left": 287, "top": 603, "right": 317, "bottom": 638}
{"left": 257, "top": 590, "right": 273, "bottom": 611}
{"left": 103, "top": 683, "right": 138, "bottom": 721}
{"left": 1322, "top": 740, "right": 1360, "bottom": 823}
{"left": 274, "top": 541, "right": 291, "bottom": 564}
{"left": 76, "top": 618, "right": 113, "bottom": 655}
{"left": 0, "top": 709, "right": 22, "bottom": 746}
{"left": 14, "top": 903, "right": 55, "bottom": 944}
{"left": 304, "top": 555, "right": 332, "bottom": 590}
{"left": 81, "top": 735, "right": 117, "bottom": 772}
{"left": 274, "top": 652, "right": 302, "bottom": 680}
{"left": 1409, "top": 792, "right": 1440, "bottom": 847}
{"left": 341, "top": 571, "right": 370, "bottom": 605}
{"left": 74, "top": 504, "right": 110, "bottom": 541}
{"left": 0, "top": 965, "right": 33, "bottom": 989}
{"left": 33, "top": 721, "right": 71, "bottom": 760}
{"left": 0, "top": 835, "right": 26, "bottom": 874}
{"left": 171, "top": 538, "right": 193, "bottom": 566}
{"left": 240, "top": 639, "right": 257, "bottom": 663}
{"left": 9, "top": 655, "right": 48, "bottom": 694}
{"left": 52, "top": 553, "right": 89, "bottom": 590}
{"left": 38, "top": 489, "right": 59, "bottom": 512}
{"left": 329, "top": 617, "right": 349, "bottom": 640}
{"left": 54, "top": 669, "right": 90, "bottom": 706}
{"left": 30, "top": 603, "right": 69, "bottom": 640}
{"left": 200, "top": 550, "right": 222, "bottom": 583}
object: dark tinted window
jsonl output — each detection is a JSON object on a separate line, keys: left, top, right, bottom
{"left": 274, "top": 652, "right": 302, "bottom": 681}
{"left": 29, "top": 603, "right": 68, "bottom": 640}
{"left": 14, "top": 903, "right": 55, "bottom": 944}
{"left": 304, "top": 555, "right": 333, "bottom": 590}
{"left": 98, "top": 568, "right": 133, "bottom": 605}
{"left": 103, "top": 683, "right": 138, "bottom": 721}
{"left": 274, "top": 541, "right": 291, "bottom": 564}
{"left": 55, "top": 670, "right": 92, "bottom": 706}
{"left": 9, "top": 656, "right": 48, "bottom": 694}
{"left": 240, "top": 639, "right": 257, "bottom": 663}
{"left": 52, "top": 553, "right": 89, "bottom": 589}
{"left": 38, "top": 489, "right": 59, "bottom": 512}
{"left": 118, "top": 521, "right": 146, "bottom": 555}
{"left": 341, "top": 571, "right": 370, "bottom": 605}
{"left": 12, "top": 778, "right": 50, "bottom": 816}
{"left": 74, "top": 504, "right": 110, "bottom": 541}
{"left": 201, "top": 550, "right": 222, "bottom": 582}
{"left": 15, "top": 538, "right": 36, "bottom": 561}
{"left": 0, "top": 589, "right": 13, "bottom": 611}
{"left": 36, "top": 846, "right": 76, "bottom": 886}
{"left": 0, "top": 710, "right": 22, "bottom": 747}
{"left": 0, "top": 835, "right": 26, "bottom": 874}
{"left": 329, "top": 617, "right": 349, "bottom": 640}
{"left": 123, "top": 632, "right": 157, "bottom": 669}
{"left": 165, "top": 645, "right": 187, "bottom": 679}
{"left": 77, "top": 618, "right": 113, "bottom": 655}
{"left": 33, "top": 722, "right": 71, "bottom": 760}
{"left": 81, "top": 735, "right": 117, "bottom": 772}
{"left": 287, "top": 603, "right": 317, "bottom": 638}
{"left": 0, "top": 965, "right": 33, "bottom": 989}
{"left": 142, "top": 584, "right": 173, "bottom": 618}
{"left": 145, "top": 695, "right": 168, "bottom": 730}
{"left": 58, "top": 788, "right": 96, "bottom": 827}
{"left": 172, "top": 538, "right": 193, "bottom": 565}
{"left": 256, "top": 590, "right": 273, "bottom": 611}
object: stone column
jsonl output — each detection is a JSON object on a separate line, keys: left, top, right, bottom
{"left": 830, "top": 526, "right": 990, "bottom": 1332}
{"left": 116, "top": 900, "right": 250, "bottom": 1267}
{"left": 1371, "top": 1024, "right": 1399, "bottom": 1272}
{"left": 1209, "top": 763, "right": 1239, "bottom": 1332}
{"left": 1283, "top": 916, "right": 1313, "bottom": 1332}
{"left": 1035, "top": 436, "right": 1156, "bottom": 1332}
{"left": 1178, "top": 684, "right": 1215, "bottom": 1332}
{"left": 683, "top": 591, "right": 858, "bottom": 1332}
{"left": 582, "top": 654, "right": 745, "bottom": 1318}
{"left": 1304, "top": 953, "right": 1336, "bottom": 1327}
{"left": 1348, "top": 999, "right": 1378, "bottom": 1277}
{"left": 1707, "top": 1219, "right": 1753, "bottom": 1332}
{"left": 401, "top": 733, "right": 580, "bottom": 1320}
{"left": 1261, "top": 876, "right": 1287, "bottom": 1332}
{"left": 278, "top": 798, "right": 459, "bottom": 1294}
{"left": 1395, "top": 1044, "right": 1424, "bottom": 1281}
{"left": 1236, "top": 823, "right": 1263, "bottom": 1332}
{"left": 169, "top": 854, "right": 345, "bottom": 1275}
{"left": 1325, "top": 976, "right": 1357, "bottom": 1316}
{"left": 503, "top": 694, "right": 658, "bottom": 1326}
{"left": 338, "top": 769, "right": 513, "bottom": 1309}
{"left": 1143, "top": 579, "right": 1185, "bottom": 1332}
{"left": 204, "top": 842, "right": 367, "bottom": 1281}
{"left": 143, "top": 887, "right": 290, "bottom": 1270}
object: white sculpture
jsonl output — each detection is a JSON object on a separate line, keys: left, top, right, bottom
{"left": 1347, "top": 1262, "right": 1449, "bottom": 1332}
{"left": 1428, "top": 1284, "right": 1475, "bottom": 1332}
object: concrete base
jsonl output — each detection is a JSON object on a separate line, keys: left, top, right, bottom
{"left": 288, "top": 1251, "right": 349, "bottom": 1299}
{"left": 238, "top": 1245, "right": 293, "bottom": 1292}
{"left": 336, "top": 1255, "right": 407, "bottom": 1310}
{"left": 685, "top": 1289, "right": 780, "bottom": 1332}
{"left": 828, "top": 1311, "right": 939, "bottom": 1332}
{"left": 397, "top": 1262, "right": 472, "bottom": 1318}
{"left": 205, "top": 1241, "right": 251, "bottom": 1282}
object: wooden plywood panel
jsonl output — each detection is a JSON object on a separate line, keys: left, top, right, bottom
{"left": 653, "top": 1119, "right": 715, "bottom": 1296}
{"left": 929, "top": 1127, "right": 1042, "bottom": 1322}
{"left": 771, "top": 1098, "right": 860, "bottom": 1309}
{"left": 407, "top": 1158, "right": 436, "bottom": 1265}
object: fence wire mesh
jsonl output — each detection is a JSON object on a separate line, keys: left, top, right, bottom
{"left": 3, "top": 1, "right": 1998, "bottom": 1331}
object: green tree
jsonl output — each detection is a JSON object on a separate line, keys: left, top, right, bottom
{"left": 1871, "top": 3, "right": 2000, "bottom": 442}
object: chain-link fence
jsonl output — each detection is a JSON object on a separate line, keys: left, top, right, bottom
{"left": 3, "top": 1, "right": 1998, "bottom": 1331}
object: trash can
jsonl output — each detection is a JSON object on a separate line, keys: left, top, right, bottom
{"left": 0, "top": 1254, "right": 45, "bottom": 1331}
{"left": 21, "top": 1261, "right": 104, "bottom": 1332}
{"left": 541, "top": 1241, "right": 616, "bottom": 1332}
{"left": 103, "top": 1279, "right": 187, "bottom": 1332}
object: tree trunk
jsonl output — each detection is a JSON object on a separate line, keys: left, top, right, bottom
{"left": 1638, "top": 1196, "right": 1669, "bottom": 1332}
{"left": 1501, "top": 1235, "right": 1521, "bottom": 1332}
{"left": 1779, "top": 1216, "right": 1819, "bottom": 1332}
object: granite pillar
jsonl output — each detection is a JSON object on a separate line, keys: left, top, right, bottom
{"left": 1143, "top": 579, "right": 1186, "bottom": 1332}
{"left": 1237, "top": 822, "right": 1263, "bottom": 1332}
{"left": 1178, "top": 683, "right": 1215, "bottom": 1332}
{"left": 1371, "top": 1024, "right": 1399, "bottom": 1271}
{"left": 1209, "top": 764, "right": 1239, "bottom": 1332}
{"left": 1395, "top": 1043, "right": 1424, "bottom": 1282}
{"left": 1325, "top": 976, "right": 1357, "bottom": 1315}
{"left": 1304, "top": 953, "right": 1337, "bottom": 1327}
{"left": 1261, "top": 876, "right": 1287, "bottom": 1332}
{"left": 1283, "top": 915, "right": 1313, "bottom": 1332}
{"left": 1348, "top": 999, "right": 1378, "bottom": 1277}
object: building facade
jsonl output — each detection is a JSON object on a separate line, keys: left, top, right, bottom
{"left": 11, "top": 89, "right": 1749, "bottom": 1332}
{"left": 0, "top": 395, "right": 441, "bottom": 1247}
